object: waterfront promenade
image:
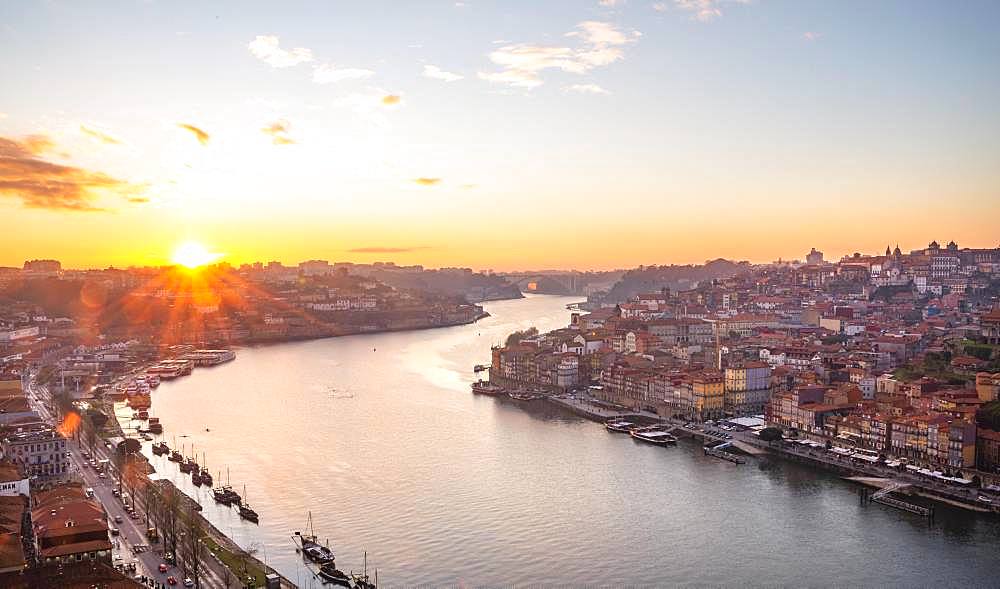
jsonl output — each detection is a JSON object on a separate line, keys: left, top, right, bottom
{"left": 24, "top": 373, "right": 294, "bottom": 588}
{"left": 539, "top": 393, "right": 997, "bottom": 514}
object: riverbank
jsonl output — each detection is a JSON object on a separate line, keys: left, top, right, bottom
{"left": 241, "top": 308, "right": 490, "bottom": 344}
{"left": 745, "top": 437, "right": 1000, "bottom": 515}
{"left": 487, "top": 387, "right": 1000, "bottom": 517}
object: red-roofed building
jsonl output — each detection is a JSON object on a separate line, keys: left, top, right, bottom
{"left": 31, "top": 485, "right": 112, "bottom": 566}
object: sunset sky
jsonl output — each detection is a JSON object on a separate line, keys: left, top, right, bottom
{"left": 2, "top": 0, "right": 998, "bottom": 271}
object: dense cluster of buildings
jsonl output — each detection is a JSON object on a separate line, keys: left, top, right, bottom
{"left": 490, "top": 241, "right": 1000, "bottom": 476}
{"left": 0, "top": 371, "right": 112, "bottom": 581}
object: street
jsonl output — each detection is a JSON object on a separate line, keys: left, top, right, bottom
{"left": 23, "top": 373, "right": 237, "bottom": 589}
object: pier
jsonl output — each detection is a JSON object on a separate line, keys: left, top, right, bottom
{"left": 858, "top": 483, "right": 935, "bottom": 520}
{"left": 704, "top": 443, "right": 745, "bottom": 464}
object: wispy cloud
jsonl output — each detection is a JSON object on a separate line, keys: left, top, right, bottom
{"left": 348, "top": 246, "right": 430, "bottom": 254}
{"left": 0, "top": 135, "right": 144, "bottom": 211}
{"left": 478, "top": 21, "right": 637, "bottom": 89}
{"left": 248, "top": 35, "right": 314, "bottom": 68}
{"left": 652, "top": 2, "right": 668, "bottom": 11}
{"left": 312, "top": 64, "right": 375, "bottom": 84}
{"left": 565, "top": 83, "right": 610, "bottom": 94}
{"left": 80, "top": 124, "right": 122, "bottom": 145}
{"left": 599, "top": 0, "right": 624, "bottom": 6}
{"left": 413, "top": 177, "right": 441, "bottom": 186}
{"left": 802, "top": 31, "right": 824, "bottom": 42}
{"left": 177, "top": 123, "right": 210, "bottom": 145}
{"left": 423, "top": 64, "right": 464, "bottom": 82}
{"left": 261, "top": 120, "right": 295, "bottom": 145}
{"left": 673, "top": 0, "right": 748, "bottom": 22}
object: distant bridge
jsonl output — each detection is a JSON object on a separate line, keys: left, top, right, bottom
{"left": 500, "top": 273, "right": 583, "bottom": 295}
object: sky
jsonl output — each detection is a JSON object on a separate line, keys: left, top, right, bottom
{"left": 1, "top": 0, "right": 999, "bottom": 271}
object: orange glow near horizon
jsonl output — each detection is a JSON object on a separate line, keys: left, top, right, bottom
{"left": 171, "top": 241, "right": 222, "bottom": 269}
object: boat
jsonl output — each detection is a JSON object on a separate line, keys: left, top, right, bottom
{"left": 350, "top": 552, "right": 376, "bottom": 589}
{"left": 296, "top": 512, "right": 335, "bottom": 564}
{"left": 147, "top": 374, "right": 160, "bottom": 388}
{"left": 191, "top": 469, "right": 204, "bottom": 486}
{"left": 133, "top": 410, "right": 149, "bottom": 421}
{"left": 470, "top": 380, "right": 504, "bottom": 395}
{"left": 473, "top": 364, "right": 489, "bottom": 372}
{"left": 147, "top": 421, "right": 163, "bottom": 434}
{"left": 213, "top": 485, "right": 238, "bottom": 505}
{"left": 318, "top": 562, "right": 351, "bottom": 586}
{"left": 214, "top": 468, "right": 241, "bottom": 505}
{"left": 181, "top": 456, "right": 198, "bottom": 474}
{"left": 152, "top": 442, "right": 170, "bottom": 456}
{"left": 199, "top": 454, "right": 213, "bottom": 486}
{"left": 141, "top": 433, "right": 153, "bottom": 442}
{"left": 630, "top": 428, "right": 678, "bottom": 446}
{"left": 169, "top": 439, "right": 183, "bottom": 462}
{"left": 605, "top": 419, "right": 636, "bottom": 433}
{"left": 507, "top": 391, "right": 542, "bottom": 401}
{"left": 239, "top": 484, "right": 259, "bottom": 523}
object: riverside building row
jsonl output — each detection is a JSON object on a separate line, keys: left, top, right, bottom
{"left": 490, "top": 241, "right": 1000, "bottom": 477}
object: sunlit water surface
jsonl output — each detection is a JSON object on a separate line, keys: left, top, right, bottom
{"left": 132, "top": 295, "right": 1000, "bottom": 587}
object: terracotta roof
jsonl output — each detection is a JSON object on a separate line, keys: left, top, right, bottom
{"left": 40, "top": 539, "right": 113, "bottom": 558}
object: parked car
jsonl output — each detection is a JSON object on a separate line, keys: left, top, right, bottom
{"left": 159, "top": 563, "right": 169, "bottom": 573}
{"left": 110, "top": 528, "right": 120, "bottom": 536}
{"left": 114, "top": 515, "right": 123, "bottom": 523}
{"left": 183, "top": 579, "right": 194, "bottom": 588}
{"left": 166, "top": 576, "right": 178, "bottom": 585}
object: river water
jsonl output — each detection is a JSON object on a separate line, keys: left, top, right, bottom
{"left": 135, "top": 294, "right": 1000, "bottom": 587}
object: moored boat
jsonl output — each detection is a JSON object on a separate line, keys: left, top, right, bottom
{"left": 630, "top": 428, "right": 678, "bottom": 446}
{"left": 152, "top": 441, "right": 169, "bottom": 456}
{"left": 507, "top": 391, "right": 543, "bottom": 401}
{"left": 470, "top": 380, "right": 505, "bottom": 395}
{"left": 296, "top": 512, "right": 335, "bottom": 564}
{"left": 239, "top": 484, "right": 259, "bottom": 523}
{"left": 318, "top": 562, "right": 351, "bottom": 586}
{"left": 169, "top": 440, "right": 183, "bottom": 462}
{"left": 605, "top": 419, "right": 635, "bottom": 433}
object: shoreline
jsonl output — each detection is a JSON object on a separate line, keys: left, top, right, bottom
{"left": 483, "top": 389, "right": 1000, "bottom": 518}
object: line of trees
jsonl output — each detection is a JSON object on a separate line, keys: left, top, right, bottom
{"left": 141, "top": 480, "right": 208, "bottom": 588}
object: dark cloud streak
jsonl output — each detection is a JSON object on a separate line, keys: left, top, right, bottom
{"left": 178, "top": 123, "right": 210, "bottom": 145}
{"left": 347, "top": 246, "right": 430, "bottom": 254}
{"left": 0, "top": 135, "right": 144, "bottom": 212}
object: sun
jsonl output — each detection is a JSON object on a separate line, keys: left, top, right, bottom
{"left": 171, "top": 241, "right": 221, "bottom": 269}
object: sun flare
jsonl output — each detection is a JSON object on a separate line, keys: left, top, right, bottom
{"left": 171, "top": 241, "right": 221, "bottom": 268}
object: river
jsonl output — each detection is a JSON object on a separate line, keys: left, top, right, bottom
{"left": 134, "top": 294, "right": 1000, "bottom": 587}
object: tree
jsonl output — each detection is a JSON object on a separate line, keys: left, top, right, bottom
{"left": 158, "top": 485, "right": 181, "bottom": 564}
{"left": 505, "top": 327, "right": 539, "bottom": 347}
{"left": 759, "top": 427, "right": 783, "bottom": 444}
{"left": 181, "top": 505, "right": 206, "bottom": 588}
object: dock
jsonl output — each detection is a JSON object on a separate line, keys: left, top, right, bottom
{"left": 544, "top": 395, "right": 659, "bottom": 424}
{"left": 704, "top": 444, "right": 745, "bottom": 464}
{"left": 856, "top": 482, "right": 935, "bottom": 519}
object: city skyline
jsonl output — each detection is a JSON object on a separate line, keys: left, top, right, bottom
{"left": 2, "top": 0, "right": 999, "bottom": 270}
{"left": 7, "top": 237, "right": 1000, "bottom": 274}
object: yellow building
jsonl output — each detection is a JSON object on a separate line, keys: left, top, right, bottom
{"left": 693, "top": 371, "right": 725, "bottom": 421}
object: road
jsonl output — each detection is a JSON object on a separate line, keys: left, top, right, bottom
{"left": 23, "top": 372, "right": 236, "bottom": 589}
